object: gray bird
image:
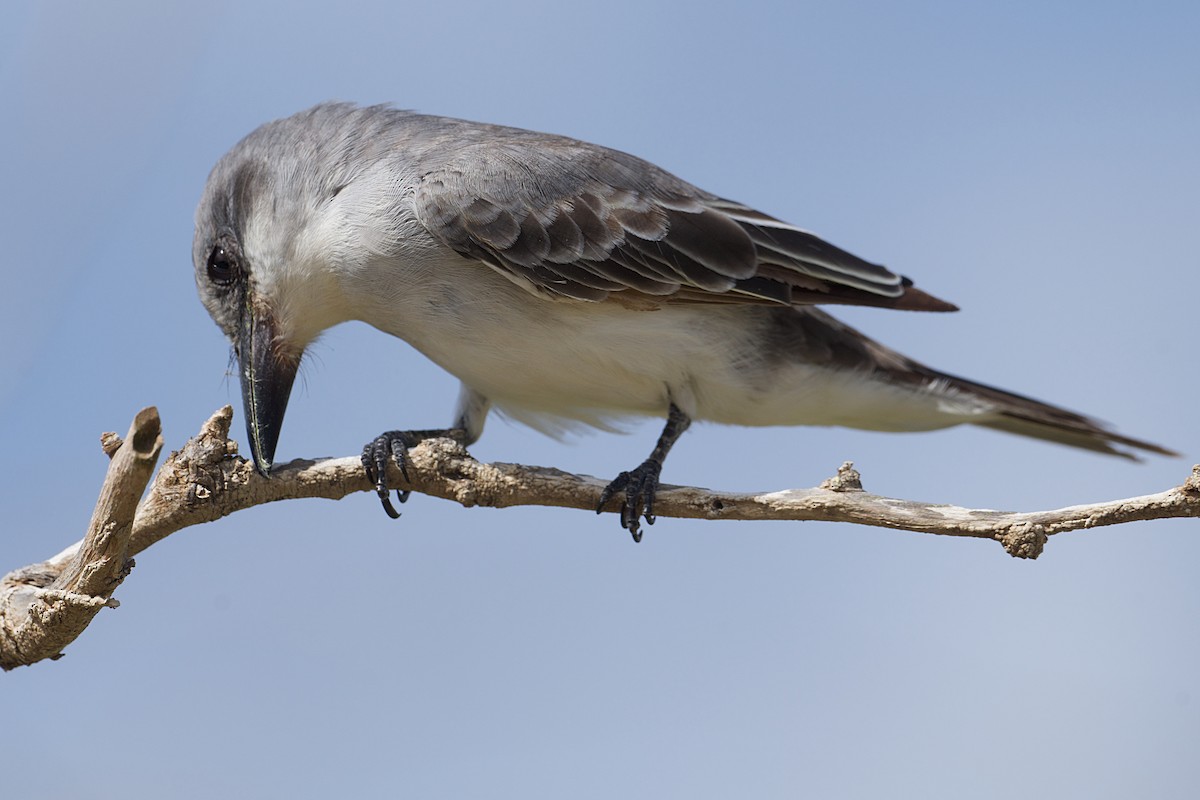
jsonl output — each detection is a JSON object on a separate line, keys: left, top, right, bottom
{"left": 193, "top": 102, "right": 1174, "bottom": 540}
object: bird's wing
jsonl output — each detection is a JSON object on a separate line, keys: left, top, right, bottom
{"left": 413, "top": 135, "right": 955, "bottom": 311}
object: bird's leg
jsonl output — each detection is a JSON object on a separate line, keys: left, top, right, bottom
{"left": 361, "top": 427, "right": 470, "bottom": 518}
{"left": 597, "top": 403, "right": 692, "bottom": 542}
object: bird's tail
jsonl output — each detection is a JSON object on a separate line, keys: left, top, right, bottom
{"left": 781, "top": 308, "right": 1175, "bottom": 459}
{"left": 932, "top": 369, "right": 1178, "bottom": 460}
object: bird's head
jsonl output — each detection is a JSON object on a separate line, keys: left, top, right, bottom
{"left": 193, "top": 111, "right": 363, "bottom": 476}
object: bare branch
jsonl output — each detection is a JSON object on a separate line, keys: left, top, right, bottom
{"left": 1, "top": 408, "right": 162, "bottom": 670}
{"left": 3, "top": 405, "right": 1198, "bottom": 670}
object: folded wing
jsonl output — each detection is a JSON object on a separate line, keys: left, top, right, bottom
{"left": 414, "top": 135, "right": 956, "bottom": 312}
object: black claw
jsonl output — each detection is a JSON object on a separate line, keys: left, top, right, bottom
{"left": 595, "top": 471, "right": 629, "bottom": 514}
{"left": 598, "top": 459, "right": 662, "bottom": 543}
{"left": 379, "top": 494, "right": 403, "bottom": 519}
{"left": 596, "top": 404, "right": 690, "bottom": 542}
{"left": 362, "top": 430, "right": 419, "bottom": 519}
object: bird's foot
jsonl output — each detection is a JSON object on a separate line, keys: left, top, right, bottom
{"left": 597, "top": 457, "right": 665, "bottom": 543}
{"left": 361, "top": 430, "right": 419, "bottom": 518}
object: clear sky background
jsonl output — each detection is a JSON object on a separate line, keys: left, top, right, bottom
{"left": 2, "top": 1, "right": 1197, "bottom": 797}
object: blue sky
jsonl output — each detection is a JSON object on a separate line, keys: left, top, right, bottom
{"left": 2, "top": 1, "right": 1198, "bottom": 797}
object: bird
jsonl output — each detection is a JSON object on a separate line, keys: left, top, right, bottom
{"left": 192, "top": 102, "right": 1174, "bottom": 541}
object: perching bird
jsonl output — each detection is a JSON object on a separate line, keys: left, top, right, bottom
{"left": 193, "top": 102, "right": 1173, "bottom": 541}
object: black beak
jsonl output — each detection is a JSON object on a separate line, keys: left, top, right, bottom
{"left": 236, "top": 303, "right": 298, "bottom": 477}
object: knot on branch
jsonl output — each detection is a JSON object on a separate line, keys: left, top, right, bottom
{"left": 998, "top": 523, "right": 1047, "bottom": 559}
{"left": 144, "top": 405, "right": 245, "bottom": 510}
{"left": 1183, "top": 465, "right": 1200, "bottom": 496}
{"left": 101, "top": 431, "right": 123, "bottom": 457}
{"left": 36, "top": 588, "right": 118, "bottom": 611}
{"left": 820, "top": 462, "right": 863, "bottom": 492}
{"left": 408, "top": 438, "right": 495, "bottom": 507}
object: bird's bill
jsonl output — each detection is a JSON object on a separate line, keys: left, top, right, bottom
{"left": 237, "top": 304, "right": 298, "bottom": 477}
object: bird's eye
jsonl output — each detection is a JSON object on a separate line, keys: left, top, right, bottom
{"left": 207, "top": 245, "right": 238, "bottom": 286}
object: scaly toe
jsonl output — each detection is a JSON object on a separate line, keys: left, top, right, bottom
{"left": 363, "top": 430, "right": 419, "bottom": 519}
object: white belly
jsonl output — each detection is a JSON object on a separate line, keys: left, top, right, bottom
{"left": 355, "top": 262, "right": 985, "bottom": 434}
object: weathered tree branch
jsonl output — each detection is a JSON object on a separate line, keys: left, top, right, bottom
{"left": 3, "top": 405, "right": 1198, "bottom": 670}
{"left": 1, "top": 408, "right": 162, "bottom": 670}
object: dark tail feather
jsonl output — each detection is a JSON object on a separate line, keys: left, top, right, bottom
{"left": 794, "top": 306, "right": 1175, "bottom": 459}
{"left": 943, "top": 373, "right": 1179, "bottom": 460}
{"left": 976, "top": 414, "right": 1176, "bottom": 460}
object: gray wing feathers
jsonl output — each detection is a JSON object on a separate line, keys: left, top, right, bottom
{"left": 413, "top": 131, "right": 931, "bottom": 307}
